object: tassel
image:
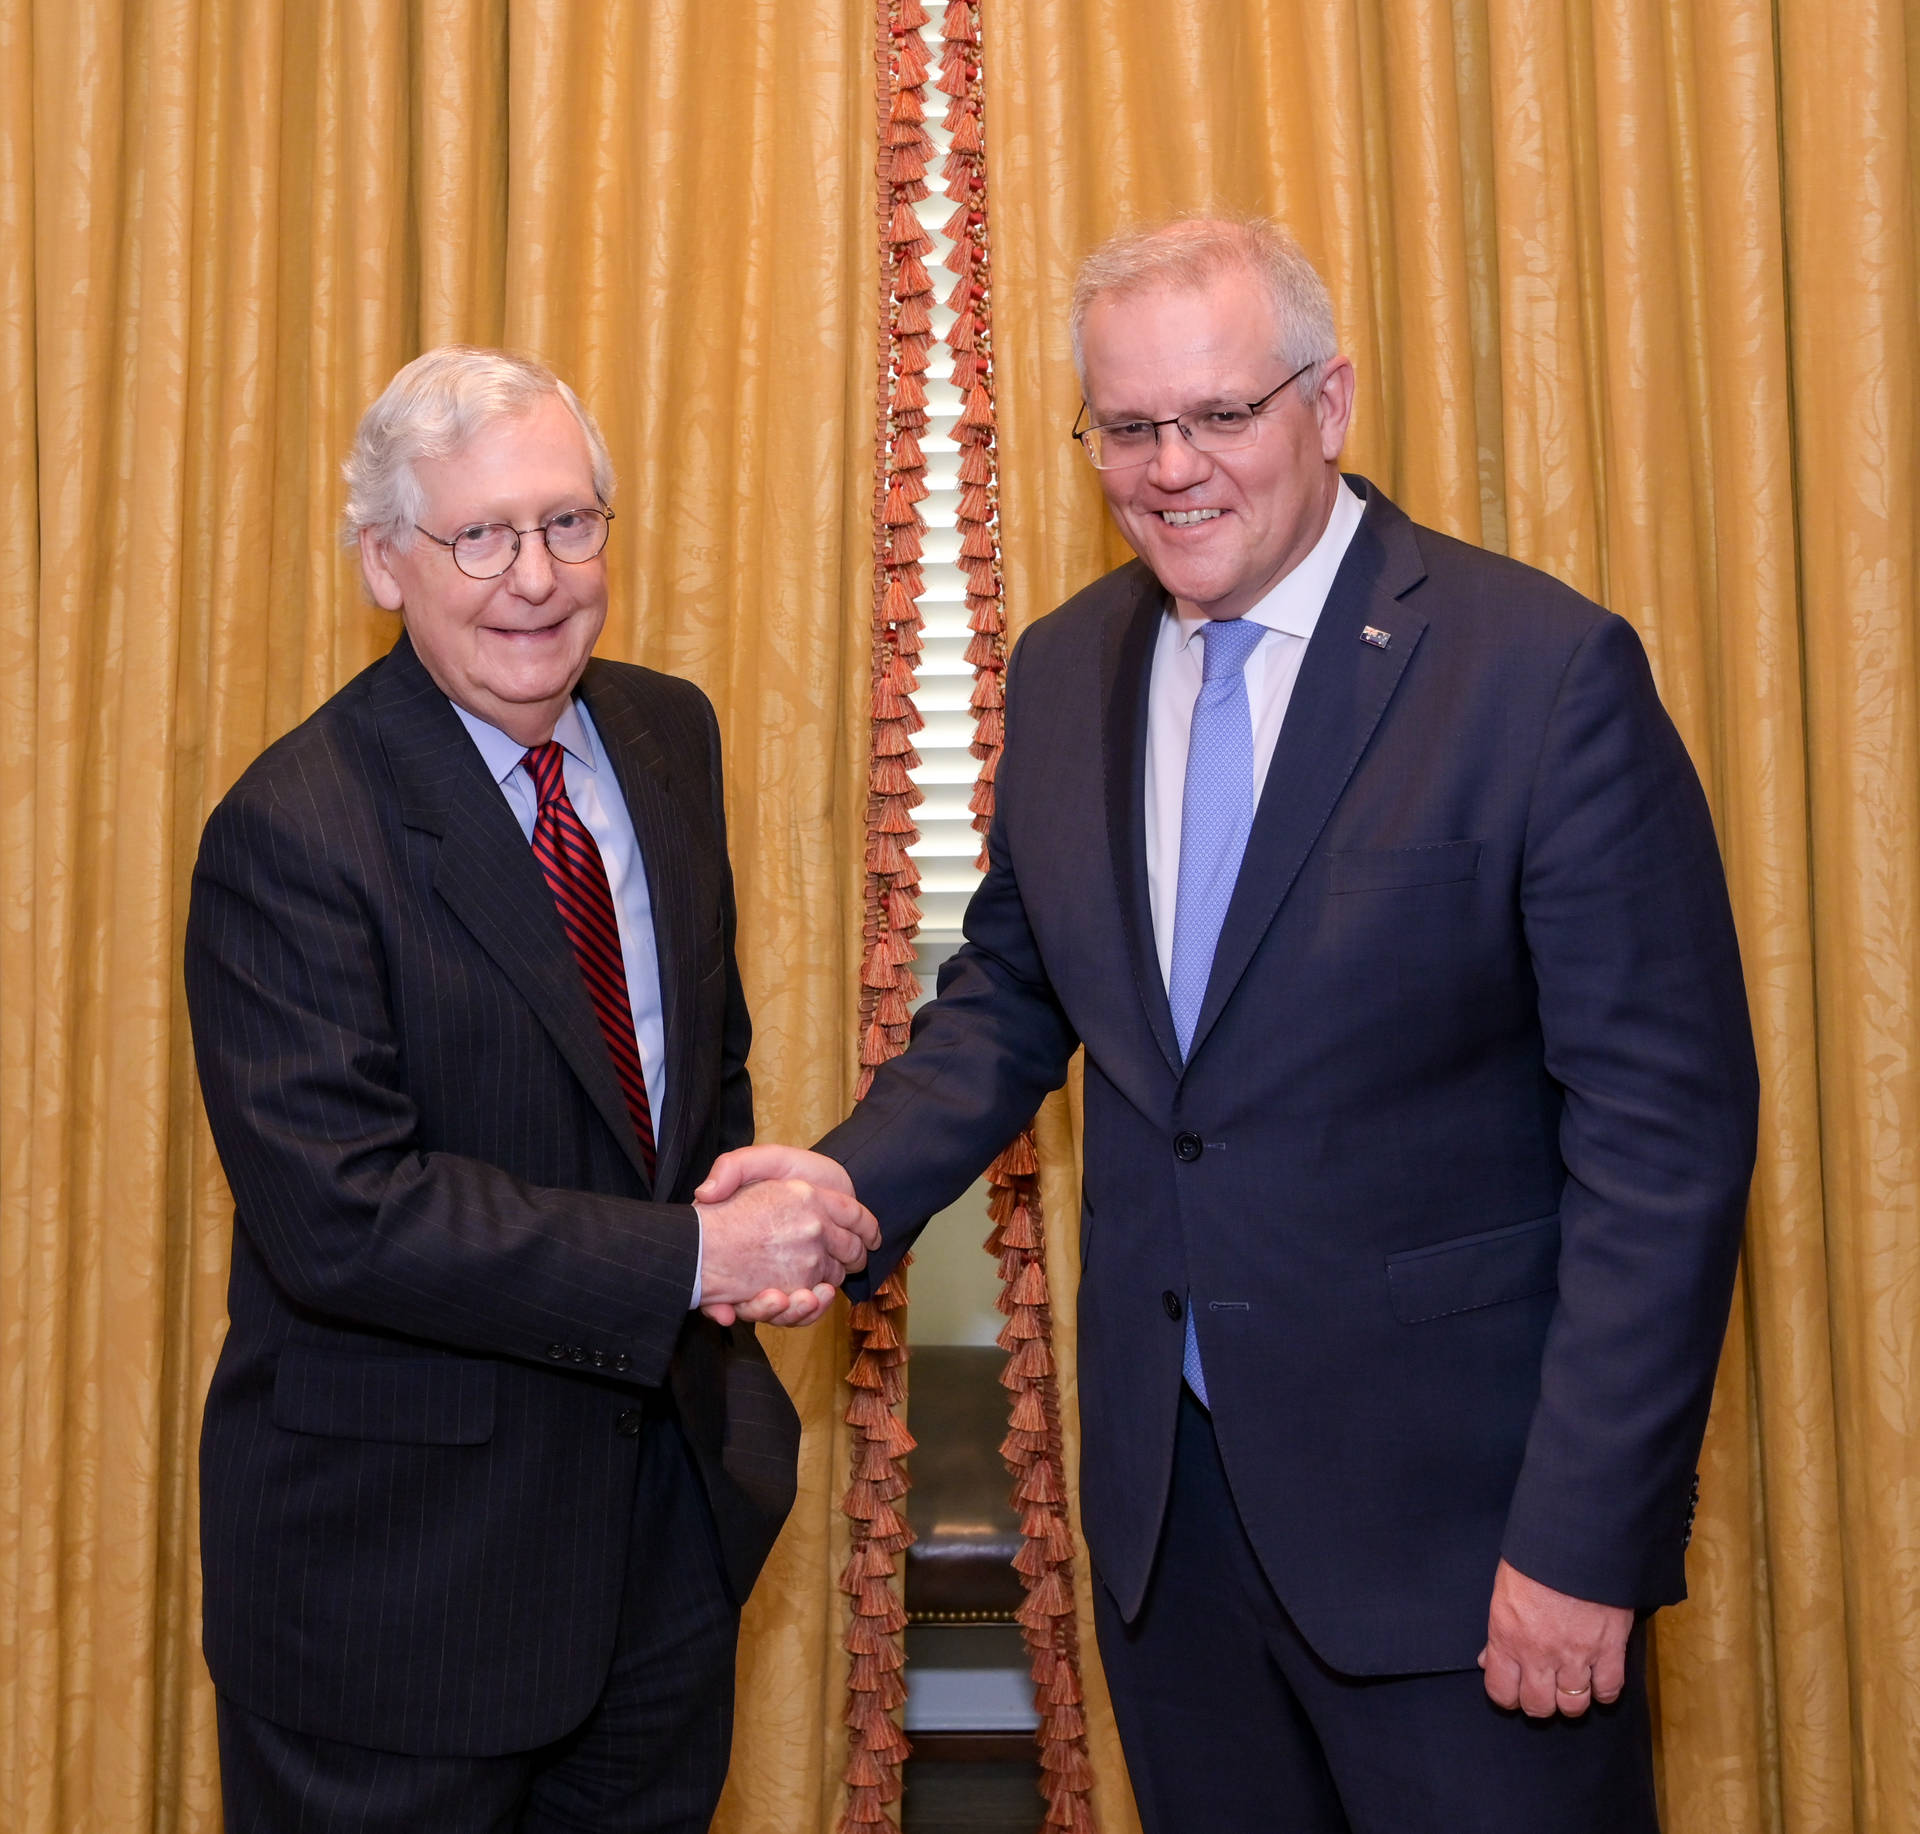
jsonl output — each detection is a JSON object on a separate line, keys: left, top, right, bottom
{"left": 997, "top": 1308, "right": 1044, "bottom": 1345}
{"left": 881, "top": 575, "right": 919, "bottom": 625}
{"left": 896, "top": 251, "right": 931, "bottom": 297}
{"left": 887, "top": 199, "right": 925, "bottom": 245}
{"left": 894, "top": 29, "right": 930, "bottom": 81}
{"left": 960, "top": 521, "right": 997, "bottom": 562}
{"left": 875, "top": 797, "right": 918, "bottom": 836}
{"left": 887, "top": 525, "right": 923, "bottom": 568}
{"left": 1005, "top": 1336, "right": 1053, "bottom": 1381}
{"left": 963, "top": 629, "right": 1000, "bottom": 667}
{"left": 895, "top": 291, "right": 931, "bottom": 336}
{"left": 1017, "top": 1459, "right": 1062, "bottom": 1504}
{"left": 995, "top": 1201, "right": 1040, "bottom": 1248}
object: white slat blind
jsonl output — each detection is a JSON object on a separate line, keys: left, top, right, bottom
{"left": 903, "top": 73, "right": 987, "bottom": 947}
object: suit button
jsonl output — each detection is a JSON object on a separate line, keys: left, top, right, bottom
{"left": 614, "top": 1353, "right": 632, "bottom": 1373}
{"left": 591, "top": 1350, "right": 607, "bottom": 1369}
{"left": 569, "top": 1346, "right": 587, "bottom": 1364}
{"left": 1173, "top": 1131, "right": 1203, "bottom": 1163}
{"left": 615, "top": 1410, "right": 644, "bottom": 1438}
{"left": 546, "top": 1343, "right": 566, "bottom": 1361}
{"left": 1162, "top": 1291, "right": 1183, "bottom": 1321}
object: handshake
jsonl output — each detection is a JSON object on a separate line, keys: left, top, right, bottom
{"left": 692, "top": 1145, "right": 879, "bottom": 1328}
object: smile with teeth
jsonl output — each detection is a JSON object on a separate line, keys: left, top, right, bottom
{"left": 1160, "top": 508, "right": 1224, "bottom": 525}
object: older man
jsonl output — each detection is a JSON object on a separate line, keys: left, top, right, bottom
{"left": 707, "top": 222, "right": 1758, "bottom": 1830}
{"left": 185, "top": 347, "right": 870, "bottom": 1832}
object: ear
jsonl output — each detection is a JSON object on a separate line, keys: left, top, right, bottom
{"left": 358, "top": 526, "right": 407, "bottom": 612}
{"left": 1313, "top": 356, "right": 1356, "bottom": 461}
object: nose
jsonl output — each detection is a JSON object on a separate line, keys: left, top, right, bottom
{"left": 507, "top": 527, "right": 557, "bottom": 598}
{"left": 1145, "top": 421, "right": 1213, "bottom": 492}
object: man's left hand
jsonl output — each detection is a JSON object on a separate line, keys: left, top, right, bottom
{"left": 1477, "top": 1558, "right": 1632, "bottom": 1719}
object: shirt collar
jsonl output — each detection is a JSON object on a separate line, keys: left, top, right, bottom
{"left": 450, "top": 696, "right": 596, "bottom": 786}
{"left": 1171, "top": 476, "right": 1366, "bottom": 651}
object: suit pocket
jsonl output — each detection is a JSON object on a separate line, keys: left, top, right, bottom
{"left": 1386, "top": 1213, "right": 1560, "bottom": 1324}
{"left": 272, "top": 1348, "right": 497, "bottom": 1445}
{"left": 1329, "top": 839, "right": 1482, "bottom": 893}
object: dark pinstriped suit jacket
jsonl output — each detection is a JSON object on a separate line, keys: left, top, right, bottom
{"left": 185, "top": 633, "right": 799, "bottom": 1757}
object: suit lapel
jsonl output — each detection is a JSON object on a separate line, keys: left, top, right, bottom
{"left": 372, "top": 637, "right": 656, "bottom": 1191}
{"left": 1182, "top": 482, "right": 1430, "bottom": 1066}
{"left": 575, "top": 661, "right": 703, "bottom": 1199}
{"left": 1101, "top": 564, "right": 1185, "bottom": 1077}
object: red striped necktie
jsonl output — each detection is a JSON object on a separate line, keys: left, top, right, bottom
{"left": 522, "top": 740, "right": 657, "bottom": 1179}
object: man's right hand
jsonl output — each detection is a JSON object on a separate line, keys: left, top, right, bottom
{"left": 694, "top": 1159, "right": 878, "bottom": 1328}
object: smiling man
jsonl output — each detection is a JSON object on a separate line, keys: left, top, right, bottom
{"left": 185, "top": 348, "right": 873, "bottom": 1833}
{"left": 704, "top": 221, "right": 1759, "bottom": 1830}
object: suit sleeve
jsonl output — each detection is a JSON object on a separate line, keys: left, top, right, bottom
{"left": 706, "top": 696, "right": 754, "bottom": 1157}
{"left": 1501, "top": 613, "right": 1758, "bottom": 1606}
{"left": 185, "top": 776, "right": 699, "bottom": 1387}
{"left": 819, "top": 635, "right": 1081, "bottom": 1288}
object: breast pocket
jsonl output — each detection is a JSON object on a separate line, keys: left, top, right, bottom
{"left": 1328, "top": 839, "right": 1482, "bottom": 893}
{"left": 272, "top": 1348, "right": 497, "bottom": 1445}
{"left": 1386, "top": 1213, "right": 1560, "bottom": 1324}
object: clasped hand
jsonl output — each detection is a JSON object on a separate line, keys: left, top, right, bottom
{"left": 693, "top": 1145, "right": 877, "bottom": 1328}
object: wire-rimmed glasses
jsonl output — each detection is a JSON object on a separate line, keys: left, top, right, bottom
{"left": 1071, "top": 362, "right": 1317, "bottom": 470}
{"left": 414, "top": 506, "right": 615, "bottom": 580}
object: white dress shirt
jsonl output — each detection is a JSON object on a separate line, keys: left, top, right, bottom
{"left": 451, "top": 697, "right": 697, "bottom": 1301}
{"left": 1145, "top": 478, "right": 1366, "bottom": 988}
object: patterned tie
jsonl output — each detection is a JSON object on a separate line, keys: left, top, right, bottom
{"left": 1166, "top": 617, "right": 1266, "bottom": 1405}
{"left": 522, "top": 741, "right": 657, "bottom": 1179}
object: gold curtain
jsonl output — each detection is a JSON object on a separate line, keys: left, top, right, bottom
{"left": 0, "top": 3, "right": 876, "bottom": 1829}
{"left": 986, "top": 2, "right": 1917, "bottom": 1831}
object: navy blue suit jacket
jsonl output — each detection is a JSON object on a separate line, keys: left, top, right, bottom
{"left": 186, "top": 635, "right": 799, "bottom": 1754}
{"left": 822, "top": 480, "right": 1757, "bottom": 1675}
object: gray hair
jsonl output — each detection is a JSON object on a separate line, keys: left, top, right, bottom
{"left": 342, "top": 346, "right": 616, "bottom": 549}
{"left": 1069, "top": 217, "right": 1339, "bottom": 399}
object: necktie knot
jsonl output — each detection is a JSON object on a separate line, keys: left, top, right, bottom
{"left": 1199, "top": 617, "right": 1265, "bottom": 681}
{"left": 522, "top": 741, "right": 567, "bottom": 806}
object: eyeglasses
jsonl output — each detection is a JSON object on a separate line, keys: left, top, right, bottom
{"left": 1071, "top": 362, "right": 1318, "bottom": 470}
{"left": 414, "top": 506, "right": 615, "bottom": 580}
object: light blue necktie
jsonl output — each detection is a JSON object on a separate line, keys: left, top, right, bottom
{"left": 1167, "top": 617, "right": 1265, "bottom": 1405}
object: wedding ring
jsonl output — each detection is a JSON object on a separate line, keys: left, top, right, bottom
{"left": 1557, "top": 1681, "right": 1592, "bottom": 1696}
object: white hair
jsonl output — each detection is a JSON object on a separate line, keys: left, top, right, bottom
{"left": 341, "top": 346, "right": 616, "bottom": 549}
{"left": 1069, "top": 217, "right": 1339, "bottom": 398}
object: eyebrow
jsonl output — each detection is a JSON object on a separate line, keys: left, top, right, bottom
{"left": 1091, "top": 393, "right": 1253, "bottom": 422}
